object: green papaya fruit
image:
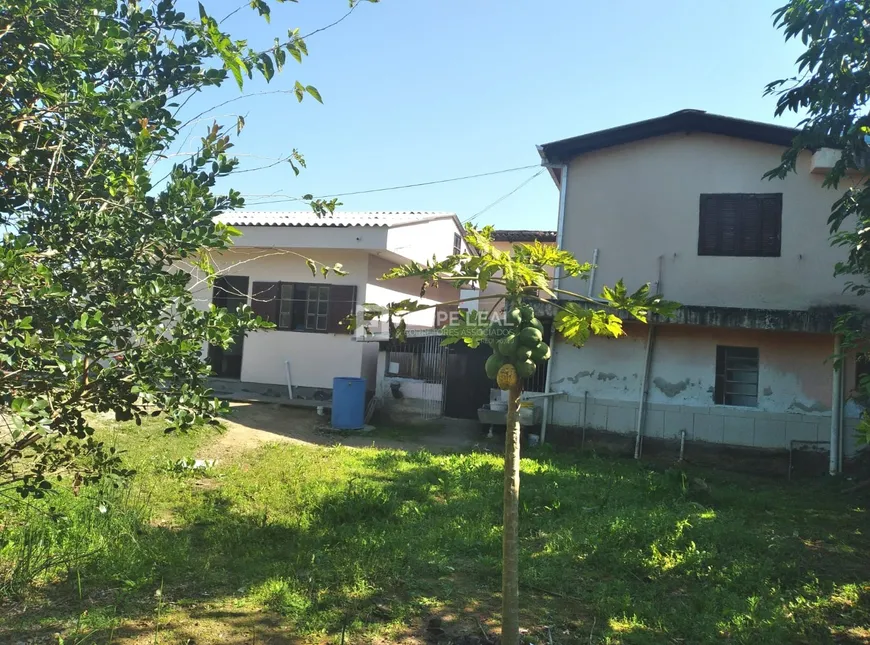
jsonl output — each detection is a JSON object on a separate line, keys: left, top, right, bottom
{"left": 518, "top": 326, "right": 543, "bottom": 347}
{"left": 506, "top": 307, "right": 523, "bottom": 327}
{"left": 528, "top": 317, "right": 544, "bottom": 333}
{"left": 485, "top": 353, "right": 506, "bottom": 379}
{"left": 498, "top": 333, "right": 518, "bottom": 356}
{"left": 515, "top": 346, "right": 533, "bottom": 361}
{"left": 487, "top": 319, "right": 503, "bottom": 339}
{"left": 516, "top": 358, "right": 537, "bottom": 379}
{"left": 519, "top": 303, "right": 535, "bottom": 322}
{"left": 530, "top": 341, "right": 551, "bottom": 361}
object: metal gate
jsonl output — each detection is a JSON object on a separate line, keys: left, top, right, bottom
{"left": 384, "top": 334, "right": 449, "bottom": 420}
{"left": 420, "top": 334, "right": 448, "bottom": 419}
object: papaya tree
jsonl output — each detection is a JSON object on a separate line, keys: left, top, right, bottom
{"left": 378, "top": 224, "right": 677, "bottom": 645}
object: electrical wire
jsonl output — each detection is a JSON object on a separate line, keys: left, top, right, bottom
{"left": 462, "top": 169, "right": 546, "bottom": 223}
{"left": 241, "top": 164, "right": 542, "bottom": 206}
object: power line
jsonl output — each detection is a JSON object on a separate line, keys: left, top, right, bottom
{"left": 241, "top": 164, "right": 542, "bottom": 206}
{"left": 462, "top": 169, "right": 546, "bottom": 223}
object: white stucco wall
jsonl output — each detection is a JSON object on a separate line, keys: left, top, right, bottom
{"left": 192, "top": 247, "right": 370, "bottom": 389}
{"left": 190, "top": 241, "right": 464, "bottom": 390}
{"left": 366, "top": 255, "right": 461, "bottom": 329}
{"left": 385, "top": 216, "right": 466, "bottom": 264}
{"left": 228, "top": 224, "right": 389, "bottom": 252}
{"left": 551, "top": 325, "right": 836, "bottom": 413}
{"left": 548, "top": 323, "right": 862, "bottom": 455}
{"left": 560, "top": 133, "right": 861, "bottom": 310}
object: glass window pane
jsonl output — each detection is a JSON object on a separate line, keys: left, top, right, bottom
{"left": 316, "top": 314, "right": 327, "bottom": 331}
{"left": 280, "top": 284, "right": 294, "bottom": 300}
{"left": 318, "top": 300, "right": 328, "bottom": 315}
{"left": 319, "top": 286, "right": 330, "bottom": 300}
{"left": 279, "top": 313, "right": 292, "bottom": 329}
{"left": 306, "top": 314, "right": 316, "bottom": 329}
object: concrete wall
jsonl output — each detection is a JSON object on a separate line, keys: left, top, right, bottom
{"left": 548, "top": 324, "right": 863, "bottom": 456}
{"left": 385, "top": 216, "right": 466, "bottom": 264}
{"left": 373, "top": 350, "right": 445, "bottom": 423}
{"left": 366, "top": 255, "right": 461, "bottom": 328}
{"left": 560, "top": 133, "right": 861, "bottom": 310}
{"left": 191, "top": 244, "right": 463, "bottom": 390}
{"left": 192, "top": 248, "right": 370, "bottom": 389}
{"left": 361, "top": 341, "right": 379, "bottom": 392}
{"left": 230, "top": 224, "right": 389, "bottom": 252}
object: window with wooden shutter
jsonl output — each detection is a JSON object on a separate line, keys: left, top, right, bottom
{"left": 326, "top": 285, "right": 357, "bottom": 334}
{"left": 250, "top": 282, "right": 355, "bottom": 333}
{"left": 714, "top": 346, "right": 759, "bottom": 407}
{"left": 250, "top": 281, "right": 279, "bottom": 323}
{"left": 698, "top": 193, "right": 781, "bottom": 257}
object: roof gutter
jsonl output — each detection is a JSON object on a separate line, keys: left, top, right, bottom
{"left": 537, "top": 144, "right": 562, "bottom": 188}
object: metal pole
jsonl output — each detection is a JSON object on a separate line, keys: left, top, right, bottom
{"left": 830, "top": 334, "right": 843, "bottom": 475}
{"left": 634, "top": 325, "right": 656, "bottom": 460}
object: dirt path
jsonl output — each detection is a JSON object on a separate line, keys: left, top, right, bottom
{"left": 201, "top": 402, "right": 482, "bottom": 463}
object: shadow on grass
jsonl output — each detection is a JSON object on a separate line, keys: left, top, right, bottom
{"left": 2, "top": 444, "right": 869, "bottom": 644}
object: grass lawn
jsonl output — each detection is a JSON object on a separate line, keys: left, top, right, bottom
{"left": 1, "top": 411, "right": 869, "bottom": 644}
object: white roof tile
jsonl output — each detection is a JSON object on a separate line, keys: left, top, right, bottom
{"left": 215, "top": 211, "right": 455, "bottom": 228}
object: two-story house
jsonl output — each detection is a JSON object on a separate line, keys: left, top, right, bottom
{"left": 537, "top": 110, "right": 867, "bottom": 470}
{"left": 190, "top": 211, "right": 468, "bottom": 402}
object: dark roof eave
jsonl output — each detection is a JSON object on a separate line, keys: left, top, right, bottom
{"left": 538, "top": 110, "right": 799, "bottom": 164}
{"left": 492, "top": 230, "right": 557, "bottom": 243}
{"left": 530, "top": 300, "right": 859, "bottom": 334}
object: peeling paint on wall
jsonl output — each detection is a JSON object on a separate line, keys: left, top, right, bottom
{"left": 567, "top": 370, "right": 595, "bottom": 384}
{"left": 653, "top": 377, "right": 690, "bottom": 397}
{"left": 787, "top": 399, "right": 831, "bottom": 413}
{"left": 597, "top": 372, "right": 617, "bottom": 381}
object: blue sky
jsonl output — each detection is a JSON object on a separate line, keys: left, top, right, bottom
{"left": 178, "top": 0, "right": 806, "bottom": 230}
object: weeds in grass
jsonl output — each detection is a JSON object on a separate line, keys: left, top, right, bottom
{"left": 0, "top": 481, "right": 152, "bottom": 596}
{"left": 0, "top": 417, "right": 868, "bottom": 644}
{"left": 250, "top": 576, "right": 312, "bottom": 619}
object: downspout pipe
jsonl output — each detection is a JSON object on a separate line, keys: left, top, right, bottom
{"left": 587, "top": 248, "right": 599, "bottom": 298}
{"left": 830, "top": 334, "right": 843, "bottom": 475}
{"left": 540, "top": 162, "right": 569, "bottom": 445}
{"left": 634, "top": 324, "right": 656, "bottom": 460}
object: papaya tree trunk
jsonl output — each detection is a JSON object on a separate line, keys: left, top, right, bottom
{"left": 501, "top": 381, "right": 522, "bottom": 645}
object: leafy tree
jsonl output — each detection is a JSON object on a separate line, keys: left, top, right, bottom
{"left": 0, "top": 0, "right": 371, "bottom": 496}
{"left": 765, "top": 0, "right": 870, "bottom": 442}
{"left": 378, "top": 225, "right": 676, "bottom": 645}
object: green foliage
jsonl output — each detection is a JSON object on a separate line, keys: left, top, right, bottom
{"left": 377, "top": 224, "right": 677, "bottom": 351}
{"left": 767, "top": 1, "right": 870, "bottom": 442}
{"left": 1, "top": 420, "right": 867, "bottom": 643}
{"left": 0, "top": 0, "right": 364, "bottom": 496}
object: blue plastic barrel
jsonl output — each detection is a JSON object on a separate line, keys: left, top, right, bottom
{"left": 332, "top": 377, "right": 366, "bottom": 429}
